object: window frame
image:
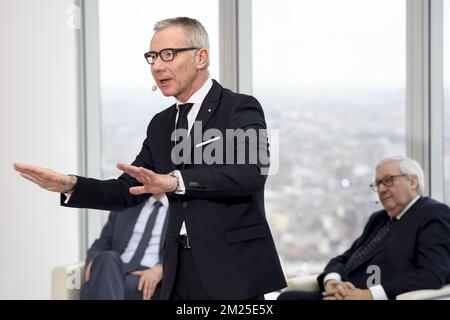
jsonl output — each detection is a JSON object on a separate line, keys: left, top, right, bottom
{"left": 78, "top": 0, "right": 446, "bottom": 257}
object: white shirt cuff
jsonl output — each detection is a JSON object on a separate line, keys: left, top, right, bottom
{"left": 368, "top": 285, "right": 389, "bottom": 300}
{"left": 172, "top": 170, "right": 185, "bottom": 195}
{"left": 63, "top": 193, "right": 72, "bottom": 204}
{"left": 323, "top": 272, "right": 342, "bottom": 286}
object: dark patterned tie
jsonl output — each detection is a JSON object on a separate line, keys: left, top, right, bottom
{"left": 124, "top": 201, "right": 163, "bottom": 273}
{"left": 174, "top": 103, "right": 193, "bottom": 168}
{"left": 176, "top": 103, "right": 194, "bottom": 132}
{"left": 344, "top": 217, "right": 397, "bottom": 274}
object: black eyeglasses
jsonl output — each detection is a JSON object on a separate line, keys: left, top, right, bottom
{"left": 144, "top": 47, "right": 198, "bottom": 65}
{"left": 370, "top": 174, "right": 407, "bottom": 191}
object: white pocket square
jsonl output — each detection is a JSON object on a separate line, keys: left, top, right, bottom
{"left": 195, "top": 136, "right": 221, "bottom": 148}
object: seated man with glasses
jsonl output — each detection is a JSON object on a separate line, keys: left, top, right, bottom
{"left": 279, "top": 156, "right": 450, "bottom": 300}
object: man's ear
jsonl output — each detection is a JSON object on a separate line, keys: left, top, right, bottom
{"left": 410, "top": 175, "right": 419, "bottom": 191}
{"left": 195, "top": 48, "right": 209, "bottom": 69}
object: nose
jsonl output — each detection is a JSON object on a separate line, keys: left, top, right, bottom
{"left": 377, "top": 183, "right": 388, "bottom": 193}
{"left": 151, "top": 57, "right": 166, "bottom": 72}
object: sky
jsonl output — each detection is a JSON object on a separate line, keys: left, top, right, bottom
{"left": 252, "top": 0, "right": 406, "bottom": 89}
{"left": 98, "top": 0, "right": 449, "bottom": 91}
{"left": 98, "top": 0, "right": 219, "bottom": 89}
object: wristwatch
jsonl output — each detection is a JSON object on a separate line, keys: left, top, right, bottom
{"left": 169, "top": 170, "right": 181, "bottom": 193}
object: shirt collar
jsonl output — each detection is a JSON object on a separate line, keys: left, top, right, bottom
{"left": 148, "top": 194, "right": 168, "bottom": 209}
{"left": 395, "top": 195, "right": 420, "bottom": 220}
{"left": 176, "top": 77, "right": 213, "bottom": 108}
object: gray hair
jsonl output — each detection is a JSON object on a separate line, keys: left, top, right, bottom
{"left": 376, "top": 156, "right": 425, "bottom": 195}
{"left": 154, "top": 17, "right": 210, "bottom": 68}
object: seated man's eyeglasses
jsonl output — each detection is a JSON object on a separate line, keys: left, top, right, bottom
{"left": 370, "top": 174, "right": 408, "bottom": 192}
{"left": 144, "top": 48, "right": 198, "bottom": 65}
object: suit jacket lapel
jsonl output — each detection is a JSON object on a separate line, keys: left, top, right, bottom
{"left": 164, "top": 104, "right": 178, "bottom": 171}
{"left": 167, "top": 80, "right": 222, "bottom": 169}
{"left": 361, "top": 218, "right": 397, "bottom": 263}
{"left": 158, "top": 207, "right": 170, "bottom": 261}
{"left": 356, "top": 197, "right": 424, "bottom": 267}
{"left": 191, "top": 80, "right": 222, "bottom": 149}
{"left": 117, "top": 202, "right": 146, "bottom": 253}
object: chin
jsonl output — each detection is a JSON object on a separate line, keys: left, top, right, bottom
{"left": 382, "top": 203, "right": 395, "bottom": 213}
{"left": 160, "top": 89, "right": 173, "bottom": 97}
{"left": 386, "top": 207, "right": 401, "bottom": 217}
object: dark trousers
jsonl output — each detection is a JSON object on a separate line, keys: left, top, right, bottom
{"left": 80, "top": 250, "right": 161, "bottom": 300}
{"left": 169, "top": 246, "right": 265, "bottom": 300}
{"left": 277, "top": 290, "right": 323, "bottom": 300}
{"left": 171, "top": 247, "right": 212, "bottom": 300}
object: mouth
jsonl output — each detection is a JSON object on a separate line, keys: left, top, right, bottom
{"left": 157, "top": 78, "right": 171, "bottom": 86}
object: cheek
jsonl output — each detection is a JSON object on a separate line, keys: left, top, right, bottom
{"left": 392, "top": 192, "right": 410, "bottom": 206}
{"left": 383, "top": 197, "right": 396, "bottom": 207}
{"left": 180, "top": 60, "right": 197, "bottom": 74}
{"left": 172, "top": 65, "right": 187, "bottom": 80}
{"left": 177, "top": 70, "right": 195, "bottom": 87}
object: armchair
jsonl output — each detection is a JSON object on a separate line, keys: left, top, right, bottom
{"left": 51, "top": 262, "right": 85, "bottom": 300}
{"left": 283, "top": 275, "right": 450, "bottom": 300}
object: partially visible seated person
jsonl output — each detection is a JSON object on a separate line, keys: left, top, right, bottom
{"left": 81, "top": 193, "right": 168, "bottom": 300}
{"left": 279, "top": 156, "right": 450, "bottom": 300}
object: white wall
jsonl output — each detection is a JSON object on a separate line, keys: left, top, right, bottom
{"left": 0, "top": 0, "right": 82, "bottom": 299}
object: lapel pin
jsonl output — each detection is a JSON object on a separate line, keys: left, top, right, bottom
{"left": 208, "top": 108, "right": 212, "bottom": 113}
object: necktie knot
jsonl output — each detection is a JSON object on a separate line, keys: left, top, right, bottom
{"left": 177, "top": 103, "right": 194, "bottom": 128}
{"left": 153, "top": 200, "right": 163, "bottom": 209}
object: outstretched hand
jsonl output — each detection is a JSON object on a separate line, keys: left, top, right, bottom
{"left": 13, "top": 163, "right": 77, "bottom": 193}
{"left": 117, "top": 163, "right": 177, "bottom": 195}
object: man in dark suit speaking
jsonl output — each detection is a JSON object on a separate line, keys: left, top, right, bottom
{"left": 14, "top": 17, "right": 286, "bottom": 300}
{"left": 81, "top": 193, "right": 168, "bottom": 300}
{"left": 279, "top": 156, "right": 450, "bottom": 300}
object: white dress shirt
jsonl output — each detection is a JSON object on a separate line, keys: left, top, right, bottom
{"left": 171, "top": 78, "right": 213, "bottom": 235}
{"left": 120, "top": 195, "right": 168, "bottom": 268}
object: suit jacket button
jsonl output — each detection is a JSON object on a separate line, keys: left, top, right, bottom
{"left": 182, "top": 202, "right": 188, "bottom": 208}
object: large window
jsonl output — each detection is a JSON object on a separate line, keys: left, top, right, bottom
{"left": 99, "top": 0, "right": 219, "bottom": 178}
{"left": 252, "top": 0, "right": 406, "bottom": 276}
{"left": 444, "top": 1, "right": 450, "bottom": 206}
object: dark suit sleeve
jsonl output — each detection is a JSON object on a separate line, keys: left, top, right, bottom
{"left": 85, "top": 212, "right": 117, "bottom": 265}
{"left": 382, "top": 204, "right": 450, "bottom": 298}
{"left": 61, "top": 123, "right": 155, "bottom": 211}
{"left": 317, "top": 213, "right": 380, "bottom": 290}
{"left": 182, "top": 95, "right": 269, "bottom": 198}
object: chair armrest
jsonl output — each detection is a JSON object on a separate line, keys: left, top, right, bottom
{"left": 282, "top": 275, "right": 320, "bottom": 292}
{"left": 51, "top": 262, "right": 85, "bottom": 300}
{"left": 396, "top": 284, "right": 450, "bottom": 300}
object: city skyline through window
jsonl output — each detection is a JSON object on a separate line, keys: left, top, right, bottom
{"left": 252, "top": 0, "right": 406, "bottom": 276}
